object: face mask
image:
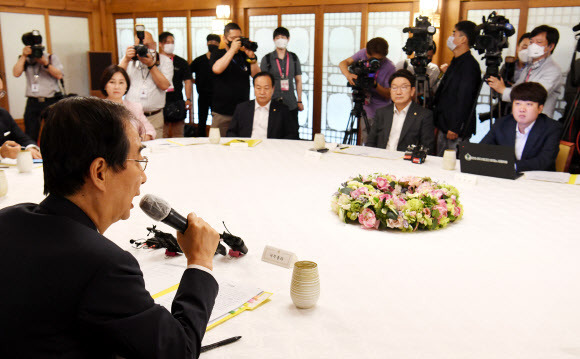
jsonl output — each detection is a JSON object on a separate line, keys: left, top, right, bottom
{"left": 527, "top": 43, "right": 546, "bottom": 59}
{"left": 163, "top": 43, "right": 175, "bottom": 54}
{"left": 274, "top": 38, "right": 288, "bottom": 49}
{"left": 208, "top": 44, "right": 218, "bottom": 52}
{"left": 518, "top": 49, "right": 529, "bottom": 63}
{"left": 446, "top": 36, "right": 457, "bottom": 51}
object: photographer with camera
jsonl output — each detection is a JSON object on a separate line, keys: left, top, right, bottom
{"left": 12, "top": 30, "right": 64, "bottom": 143}
{"left": 487, "top": 25, "right": 562, "bottom": 118}
{"left": 159, "top": 32, "right": 193, "bottom": 138}
{"left": 210, "top": 22, "right": 260, "bottom": 136}
{"left": 396, "top": 43, "right": 440, "bottom": 92}
{"left": 119, "top": 27, "right": 173, "bottom": 139}
{"left": 339, "top": 37, "right": 395, "bottom": 145}
{"left": 432, "top": 21, "right": 481, "bottom": 155}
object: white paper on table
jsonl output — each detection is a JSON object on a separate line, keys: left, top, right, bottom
{"left": 523, "top": 171, "right": 571, "bottom": 183}
{"left": 334, "top": 146, "right": 403, "bottom": 160}
{"left": 141, "top": 262, "right": 263, "bottom": 324}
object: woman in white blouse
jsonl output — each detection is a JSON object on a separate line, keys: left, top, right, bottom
{"left": 101, "top": 65, "right": 155, "bottom": 141}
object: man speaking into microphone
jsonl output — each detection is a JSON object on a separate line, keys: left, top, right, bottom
{"left": 0, "top": 97, "right": 220, "bottom": 358}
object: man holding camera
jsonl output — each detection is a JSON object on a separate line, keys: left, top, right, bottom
{"left": 120, "top": 29, "right": 173, "bottom": 139}
{"left": 210, "top": 22, "right": 260, "bottom": 136}
{"left": 159, "top": 31, "right": 193, "bottom": 138}
{"left": 339, "top": 37, "right": 395, "bottom": 145}
{"left": 487, "top": 25, "right": 562, "bottom": 118}
{"left": 260, "top": 27, "right": 303, "bottom": 129}
{"left": 432, "top": 21, "right": 481, "bottom": 155}
{"left": 12, "top": 30, "right": 64, "bottom": 143}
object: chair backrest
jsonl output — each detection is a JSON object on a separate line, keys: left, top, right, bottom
{"left": 556, "top": 141, "right": 575, "bottom": 172}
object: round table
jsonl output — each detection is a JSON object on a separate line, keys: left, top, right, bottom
{"left": 1, "top": 138, "right": 580, "bottom": 358}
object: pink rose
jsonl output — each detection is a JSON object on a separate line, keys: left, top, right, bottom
{"left": 358, "top": 208, "right": 379, "bottom": 229}
{"left": 435, "top": 205, "right": 447, "bottom": 219}
{"left": 454, "top": 206, "right": 461, "bottom": 217}
{"left": 350, "top": 187, "right": 368, "bottom": 199}
{"left": 376, "top": 177, "right": 389, "bottom": 190}
{"left": 379, "top": 193, "right": 392, "bottom": 201}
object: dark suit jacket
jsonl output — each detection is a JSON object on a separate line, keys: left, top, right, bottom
{"left": 433, "top": 51, "right": 481, "bottom": 137}
{"left": 480, "top": 113, "right": 562, "bottom": 172}
{"left": 0, "top": 107, "right": 35, "bottom": 147}
{"left": 0, "top": 195, "right": 218, "bottom": 359}
{"left": 366, "top": 101, "right": 435, "bottom": 152}
{"left": 227, "top": 100, "right": 299, "bottom": 139}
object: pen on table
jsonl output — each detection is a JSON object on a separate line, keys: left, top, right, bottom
{"left": 200, "top": 336, "right": 242, "bottom": 353}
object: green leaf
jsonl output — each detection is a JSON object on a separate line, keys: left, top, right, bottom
{"left": 386, "top": 211, "right": 398, "bottom": 220}
{"left": 340, "top": 187, "right": 353, "bottom": 195}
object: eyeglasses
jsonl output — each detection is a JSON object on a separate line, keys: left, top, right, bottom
{"left": 127, "top": 156, "right": 148, "bottom": 171}
{"left": 391, "top": 85, "right": 411, "bottom": 92}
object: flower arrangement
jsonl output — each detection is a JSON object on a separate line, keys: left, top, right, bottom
{"left": 331, "top": 173, "right": 463, "bottom": 231}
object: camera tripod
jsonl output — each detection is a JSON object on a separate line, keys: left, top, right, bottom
{"left": 414, "top": 72, "right": 432, "bottom": 108}
{"left": 343, "top": 100, "right": 370, "bottom": 145}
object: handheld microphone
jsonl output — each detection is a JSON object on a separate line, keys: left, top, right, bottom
{"left": 139, "top": 194, "right": 188, "bottom": 233}
{"left": 139, "top": 194, "right": 248, "bottom": 255}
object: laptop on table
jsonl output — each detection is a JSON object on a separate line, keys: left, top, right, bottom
{"left": 459, "top": 142, "right": 523, "bottom": 180}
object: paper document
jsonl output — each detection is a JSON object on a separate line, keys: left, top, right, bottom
{"left": 334, "top": 146, "right": 403, "bottom": 160}
{"left": 142, "top": 262, "right": 266, "bottom": 326}
{"left": 523, "top": 171, "right": 576, "bottom": 184}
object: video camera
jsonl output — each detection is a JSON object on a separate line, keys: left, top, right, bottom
{"left": 402, "top": 16, "right": 436, "bottom": 76}
{"left": 132, "top": 24, "right": 149, "bottom": 60}
{"left": 21, "top": 30, "right": 45, "bottom": 59}
{"left": 239, "top": 37, "right": 258, "bottom": 52}
{"left": 473, "top": 11, "right": 515, "bottom": 78}
{"left": 347, "top": 58, "right": 381, "bottom": 103}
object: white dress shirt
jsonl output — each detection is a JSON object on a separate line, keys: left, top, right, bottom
{"left": 515, "top": 121, "right": 535, "bottom": 161}
{"left": 386, "top": 101, "right": 412, "bottom": 151}
{"left": 123, "top": 53, "right": 173, "bottom": 112}
{"left": 251, "top": 100, "right": 271, "bottom": 139}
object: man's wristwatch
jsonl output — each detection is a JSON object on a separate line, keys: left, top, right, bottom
{"left": 147, "top": 64, "right": 156, "bottom": 70}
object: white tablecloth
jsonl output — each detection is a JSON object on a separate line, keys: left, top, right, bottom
{"left": 1, "top": 139, "right": 580, "bottom": 359}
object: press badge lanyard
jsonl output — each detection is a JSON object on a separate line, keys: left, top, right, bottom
{"left": 276, "top": 53, "right": 290, "bottom": 91}
{"left": 31, "top": 63, "right": 41, "bottom": 93}
{"left": 139, "top": 62, "right": 151, "bottom": 100}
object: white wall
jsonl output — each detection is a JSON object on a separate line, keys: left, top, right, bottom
{"left": 0, "top": 12, "right": 46, "bottom": 118}
{"left": 49, "top": 15, "right": 90, "bottom": 97}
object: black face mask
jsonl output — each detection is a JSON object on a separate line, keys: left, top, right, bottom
{"left": 208, "top": 45, "right": 218, "bottom": 52}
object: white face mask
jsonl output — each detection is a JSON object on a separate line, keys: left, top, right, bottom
{"left": 518, "top": 49, "right": 529, "bottom": 63}
{"left": 527, "top": 43, "right": 546, "bottom": 59}
{"left": 446, "top": 36, "right": 457, "bottom": 51}
{"left": 163, "top": 43, "right": 175, "bottom": 54}
{"left": 274, "top": 38, "right": 288, "bottom": 49}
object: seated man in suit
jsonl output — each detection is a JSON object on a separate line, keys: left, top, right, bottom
{"left": 366, "top": 69, "right": 434, "bottom": 152}
{"left": 227, "top": 72, "right": 299, "bottom": 139}
{"left": 0, "top": 107, "right": 41, "bottom": 160}
{"left": 480, "top": 82, "right": 562, "bottom": 172}
{"left": 0, "top": 97, "right": 220, "bottom": 358}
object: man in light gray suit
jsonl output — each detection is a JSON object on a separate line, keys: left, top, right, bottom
{"left": 366, "top": 69, "right": 435, "bottom": 152}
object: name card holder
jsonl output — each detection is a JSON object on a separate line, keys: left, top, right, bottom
{"left": 261, "top": 245, "right": 298, "bottom": 269}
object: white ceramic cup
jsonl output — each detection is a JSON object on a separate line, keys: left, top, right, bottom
{"left": 17, "top": 150, "right": 33, "bottom": 173}
{"left": 290, "top": 261, "right": 320, "bottom": 309}
{"left": 0, "top": 170, "right": 7, "bottom": 197}
{"left": 313, "top": 133, "right": 326, "bottom": 150}
{"left": 442, "top": 149, "right": 457, "bottom": 170}
{"left": 208, "top": 128, "right": 221, "bottom": 144}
